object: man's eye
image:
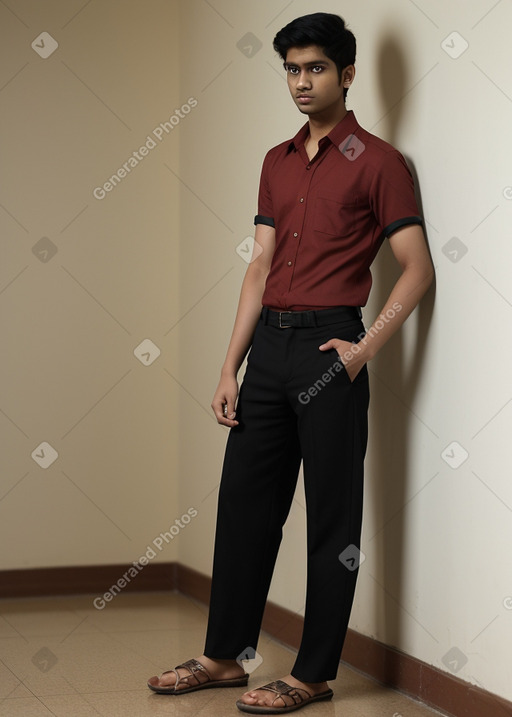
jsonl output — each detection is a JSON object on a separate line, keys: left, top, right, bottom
{"left": 287, "top": 67, "right": 299, "bottom": 74}
{"left": 312, "top": 66, "right": 324, "bottom": 73}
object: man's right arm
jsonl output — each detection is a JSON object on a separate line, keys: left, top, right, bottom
{"left": 211, "top": 222, "right": 275, "bottom": 426}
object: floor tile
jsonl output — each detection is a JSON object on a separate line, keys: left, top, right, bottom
{"left": 0, "top": 591, "right": 448, "bottom": 716}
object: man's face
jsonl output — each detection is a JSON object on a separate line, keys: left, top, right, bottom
{"left": 284, "top": 45, "right": 353, "bottom": 117}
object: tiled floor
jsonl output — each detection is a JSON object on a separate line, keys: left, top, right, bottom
{"left": 0, "top": 591, "right": 449, "bottom": 716}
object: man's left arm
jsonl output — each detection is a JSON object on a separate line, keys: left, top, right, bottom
{"left": 319, "top": 223, "right": 434, "bottom": 381}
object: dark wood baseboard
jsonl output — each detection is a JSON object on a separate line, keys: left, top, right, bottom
{"left": 0, "top": 562, "right": 176, "bottom": 597}
{"left": 1, "top": 562, "right": 511, "bottom": 717}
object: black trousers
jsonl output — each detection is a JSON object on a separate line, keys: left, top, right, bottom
{"left": 203, "top": 307, "right": 370, "bottom": 682}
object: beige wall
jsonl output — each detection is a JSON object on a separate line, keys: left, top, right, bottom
{"left": 1, "top": 0, "right": 511, "bottom": 704}
{"left": 1, "top": 0, "right": 181, "bottom": 566}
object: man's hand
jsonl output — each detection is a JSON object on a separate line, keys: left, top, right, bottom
{"left": 319, "top": 338, "right": 367, "bottom": 382}
{"left": 211, "top": 373, "right": 240, "bottom": 426}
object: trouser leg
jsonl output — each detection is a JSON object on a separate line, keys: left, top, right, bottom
{"left": 203, "top": 319, "right": 302, "bottom": 659}
{"left": 287, "top": 319, "right": 370, "bottom": 683}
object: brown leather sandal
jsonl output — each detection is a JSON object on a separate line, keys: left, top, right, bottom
{"left": 147, "top": 657, "right": 249, "bottom": 695}
{"left": 235, "top": 678, "right": 334, "bottom": 713}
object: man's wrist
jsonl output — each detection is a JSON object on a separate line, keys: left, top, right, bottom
{"left": 221, "top": 364, "right": 238, "bottom": 377}
{"left": 353, "top": 338, "right": 374, "bottom": 363}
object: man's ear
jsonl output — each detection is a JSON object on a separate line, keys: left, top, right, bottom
{"left": 341, "top": 64, "right": 356, "bottom": 88}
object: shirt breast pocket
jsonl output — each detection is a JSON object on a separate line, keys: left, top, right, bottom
{"left": 313, "top": 193, "right": 358, "bottom": 238}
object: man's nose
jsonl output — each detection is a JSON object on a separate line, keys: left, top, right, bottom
{"left": 296, "top": 71, "right": 311, "bottom": 88}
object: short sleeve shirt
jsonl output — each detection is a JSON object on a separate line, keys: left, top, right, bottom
{"left": 254, "top": 110, "right": 422, "bottom": 310}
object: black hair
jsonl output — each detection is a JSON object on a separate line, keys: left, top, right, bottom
{"left": 273, "top": 13, "right": 356, "bottom": 101}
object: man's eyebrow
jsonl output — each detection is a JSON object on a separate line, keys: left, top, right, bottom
{"left": 283, "top": 60, "right": 329, "bottom": 68}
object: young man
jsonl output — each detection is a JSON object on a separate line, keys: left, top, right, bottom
{"left": 147, "top": 12, "right": 434, "bottom": 714}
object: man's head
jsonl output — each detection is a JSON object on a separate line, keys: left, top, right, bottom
{"left": 273, "top": 13, "right": 356, "bottom": 116}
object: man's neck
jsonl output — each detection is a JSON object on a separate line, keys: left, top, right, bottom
{"left": 307, "top": 106, "right": 348, "bottom": 142}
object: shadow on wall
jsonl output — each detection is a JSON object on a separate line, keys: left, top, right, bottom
{"left": 365, "top": 32, "right": 436, "bottom": 680}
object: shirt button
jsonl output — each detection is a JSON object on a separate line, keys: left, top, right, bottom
{"left": 287, "top": 261, "right": 292, "bottom": 266}
{"left": 306, "top": 165, "right": 311, "bottom": 170}
{"left": 299, "top": 197, "right": 304, "bottom": 202}
{"left": 293, "top": 232, "right": 298, "bottom": 237}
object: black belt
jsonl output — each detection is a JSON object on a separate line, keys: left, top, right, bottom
{"left": 261, "top": 305, "right": 362, "bottom": 328}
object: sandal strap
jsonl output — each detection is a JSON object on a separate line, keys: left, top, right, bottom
{"left": 258, "top": 679, "right": 312, "bottom": 707}
{"left": 172, "top": 658, "right": 212, "bottom": 689}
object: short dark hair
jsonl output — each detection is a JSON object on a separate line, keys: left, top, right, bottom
{"left": 273, "top": 13, "right": 356, "bottom": 101}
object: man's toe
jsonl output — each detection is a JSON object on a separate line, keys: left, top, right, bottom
{"left": 241, "top": 690, "right": 260, "bottom": 703}
{"left": 242, "top": 689, "right": 276, "bottom": 706}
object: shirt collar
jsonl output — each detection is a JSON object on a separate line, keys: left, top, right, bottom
{"left": 288, "top": 110, "right": 360, "bottom": 153}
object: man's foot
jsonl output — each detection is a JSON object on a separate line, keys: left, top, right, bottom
{"left": 237, "top": 673, "right": 331, "bottom": 711}
{"left": 147, "top": 654, "right": 247, "bottom": 693}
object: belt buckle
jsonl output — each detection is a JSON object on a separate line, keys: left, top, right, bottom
{"left": 279, "top": 311, "right": 293, "bottom": 328}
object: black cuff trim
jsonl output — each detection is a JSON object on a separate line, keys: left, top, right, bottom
{"left": 384, "top": 216, "right": 423, "bottom": 238}
{"left": 254, "top": 215, "right": 275, "bottom": 227}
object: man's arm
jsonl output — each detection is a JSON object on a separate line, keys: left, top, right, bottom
{"left": 211, "top": 223, "right": 276, "bottom": 425}
{"left": 319, "top": 223, "right": 434, "bottom": 380}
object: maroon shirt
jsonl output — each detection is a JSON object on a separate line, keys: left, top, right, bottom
{"left": 254, "top": 110, "right": 422, "bottom": 310}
